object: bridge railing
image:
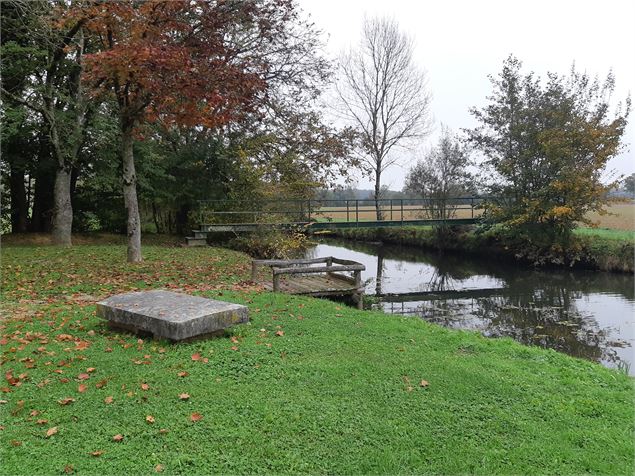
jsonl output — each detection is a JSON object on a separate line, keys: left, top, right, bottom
{"left": 197, "top": 197, "right": 492, "bottom": 225}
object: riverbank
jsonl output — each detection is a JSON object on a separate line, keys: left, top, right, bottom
{"left": 1, "top": 239, "right": 633, "bottom": 474}
{"left": 327, "top": 226, "right": 634, "bottom": 273}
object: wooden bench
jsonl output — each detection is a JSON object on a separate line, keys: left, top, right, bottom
{"left": 252, "top": 257, "right": 366, "bottom": 309}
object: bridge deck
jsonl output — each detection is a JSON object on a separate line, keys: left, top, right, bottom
{"left": 196, "top": 217, "right": 478, "bottom": 233}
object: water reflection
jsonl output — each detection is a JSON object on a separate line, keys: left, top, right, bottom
{"left": 305, "top": 239, "right": 635, "bottom": 374}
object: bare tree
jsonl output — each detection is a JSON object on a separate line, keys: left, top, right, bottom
{"left": 334, "top": 17, "right": 432, "bottom": 220}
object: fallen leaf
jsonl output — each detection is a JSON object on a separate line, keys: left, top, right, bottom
{"left": 179, "top": 393, "right": 190, "bottom": 400}
{"left": 30, "top": 410, "right": 40, "bottom": 417}
{"left": 112, "top": 434, "right": 124, "bottom": 442}
{"left": 90, "top": 451, "right": 104, "bottom": 457}
{"left": 177, "top": 371, "right": 189, "bottom": 377}
{"left": 190, "top": 412, "right": 202, "bottom": 422}
{"left": 155, "top": 464, "right": 164, "bottom": 472}
{"left": 77, "top": 373, "right": 90, "bottom": 381}
{"left": 419, "top": 380, "right": 429, "bottom": 388}
{"left": 11, "top": 440, "right": 22, "bottom": 447}
{"left": 78, "top": 384, "right": 88, "bottom": 393}
{"left": 140, "top": 383, "right": 149, "bottom": 391}
{"left": 58, "top": 397, "right": 75, "bottom": 406}
{"left": 104, "top": 396, "right": 113, "bottom": 404}
{"left": 36, "top": 419, "right": 49, "bottom": 425}
{"left": 86, "top": 368, "right": 96, "bottom": 373}
{"left": 146, "top": 415, "right": 155, "bottom": 424}
{"left": 46, "top": 427, "right": 58, "bottom": 437}
{"left": 230, "top": 346, "right": 239, "bottom": 351}
{"left": 275, "top": 331, "right": 284, "bottom": 337}
{"left": 191, "top": 353, "right": 201, "bottom": 361}
{"left": 158, "top": 428, "right": 169, "bottom": 434}
{"left": 95, "top": 379, "right": 107, "bottom": 389}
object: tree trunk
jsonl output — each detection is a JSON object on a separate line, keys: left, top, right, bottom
{"left": 374, "top": 169, "right": 383, "bottom": 221}
{"left": 176, "top": 204, "right": 190, "bottom": 236}
{"left": 51, "top": 166, "right": 73, "bottom": 246}
{"left": 30, "top": 145, "right": 55, "bottom": 232}
{"left": 152, "top": 202, "right": 162, "bottom": 234}
{"left": 9, "top": 164, "right": 29, "bottom": 233}
{"left": 375, "top": 248, "right": 385, "bottom": 296}
{"left": 122, "top": 127, "right": 142, "bottom": 262}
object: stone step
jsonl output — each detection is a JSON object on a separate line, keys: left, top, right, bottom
{"left": 193, "top": 230, "right": 209, "bottom": 239}
{"left": 185, "top": 236, "right": 207, "bottom": 247}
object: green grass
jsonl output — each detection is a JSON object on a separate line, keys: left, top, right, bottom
{"left": 1, "top": 241, "right": 634, "bottom": 475}
{"left": 574, "top": 227, "right": 635, "bottom": 241}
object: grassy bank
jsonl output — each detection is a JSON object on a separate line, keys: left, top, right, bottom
{"left": 330, "top": 226, "right": 634, "bottom": 273}
{"left": 1, "top": 239, "right": 634, "bottom": 474}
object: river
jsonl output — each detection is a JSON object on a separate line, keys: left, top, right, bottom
{"left": 304, "top": 239, "right": 635, "bottom": 375}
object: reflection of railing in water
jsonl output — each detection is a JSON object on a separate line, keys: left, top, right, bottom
{"left": 377, "top": 288, "right": 507, "bottom": 302}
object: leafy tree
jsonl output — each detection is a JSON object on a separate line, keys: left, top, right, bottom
{"left": 623, "top": 173, "right": 635, "bottom": 195}
{"left": 404, "top": 128, "right": 473, "bottom": 236}
{"left": 1, "top": 0, "right": 96, "bottom": 245}
{"left": 334, "top": 17, "right": 432, "bottom": 220}
{"left": 72, "top": 0, "right": 298, "bottom": 262}
{"left": 468, "top": 56, "right": 630, "bottom": 248}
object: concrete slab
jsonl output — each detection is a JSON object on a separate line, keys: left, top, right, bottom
{"left": 96, "top": 290, "right": 249, "bottom": 341}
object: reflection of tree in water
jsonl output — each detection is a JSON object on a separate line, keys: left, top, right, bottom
{"left": 406, "top": 282, "right": 622, "bottom": 366}
{"left": 311, "top": 239, "right": 633, "bottom": 369}
{"left": 374, "top": 246, "right": 468, "bottom": 295}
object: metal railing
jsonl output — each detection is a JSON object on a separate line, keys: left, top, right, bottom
{"left": 198, "top": 197, "right": 492, "bottom": 225}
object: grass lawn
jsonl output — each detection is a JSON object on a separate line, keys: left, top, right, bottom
{"left": 574, "top": 227, "right": 635, "bottom": 241}
{"left": 1, "top": 240, "right": 633, "bottom": 474}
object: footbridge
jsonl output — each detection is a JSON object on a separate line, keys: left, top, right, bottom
{"left": 186, "top": 197, "right": 487, "bottom": 245}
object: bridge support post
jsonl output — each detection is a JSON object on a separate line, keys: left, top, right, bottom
{"left": 354, "top": 270, "right": 363, "bottom": 309}
{"left": 273, "top": 273, "right": 281, "bottom": 292}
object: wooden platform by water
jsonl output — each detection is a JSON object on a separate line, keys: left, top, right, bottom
{"left": 252, "top": 257, "right": 366, "bottom": 308}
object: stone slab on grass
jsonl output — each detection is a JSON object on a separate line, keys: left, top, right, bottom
{"left": 96, "top": 290, "right": 249, "bottom": 341}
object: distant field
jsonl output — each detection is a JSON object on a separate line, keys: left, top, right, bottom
{"left": 314, "top": 202, "right": 635, "bottom": 231}
{"left": 585, "top": 202, "right": 635, "bottom": 231}
{"left": 313, "top": 204, "right": 480, "bottom": 222}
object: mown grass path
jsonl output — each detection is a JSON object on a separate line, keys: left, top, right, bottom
{"left": 1, "top": 242, "right": 633, "bottom": 474}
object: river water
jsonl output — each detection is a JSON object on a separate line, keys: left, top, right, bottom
{"left": 304, "top": 239, "right": 635, "bottom": 375}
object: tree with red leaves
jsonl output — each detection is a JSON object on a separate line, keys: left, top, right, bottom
{"left": 74, "top": 0, "right": 289, "bottom": 262}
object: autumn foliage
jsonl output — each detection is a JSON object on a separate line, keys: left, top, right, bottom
{"left": 71, "top": 0, "right": 275, "bottom": 129}
{"left": 56, "top": 0, "right": 299, "bottom": 262}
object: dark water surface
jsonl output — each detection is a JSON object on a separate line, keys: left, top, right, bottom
{"left": 304, "top": 239, "right": 635, "bottom": 374}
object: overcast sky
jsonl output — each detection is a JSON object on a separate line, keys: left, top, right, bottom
{"left": 297, "top": 0, "right": 635, "bottom": 190}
